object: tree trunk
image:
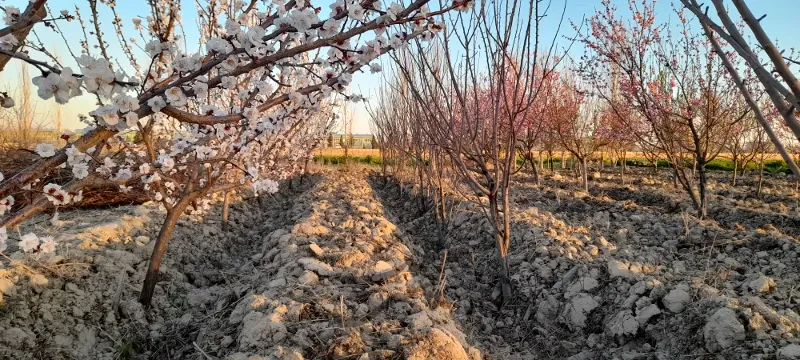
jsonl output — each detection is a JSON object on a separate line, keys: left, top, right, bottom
{"left": 600, "top": 152, "right": 605, "bottom": 169}
{"left": 581, "top": 157, "right": 589, "bottom": 192}
{"left": 697, "top": 163, "right": 708, "bottom": 219}
{"left": 140, "top": 197, "right": 192, "bottom": 307}
{"left": 531, "top": 160, "right": 540, "bottom": 185}
{"left": 757, "top": 159, "right": 764, "bottom": 197}
{"left": 732, "top": 160, "right": 738, "bottom": 186}
{"left": 300, "top": 157, "right": 310, "bottom": 185}
{"left": 489, "top": 196, "right": 512, "bottom": 302}
{"left": 538, "top": 151, "right": 544, "bottom": 173}
{"left": 621, "top": 151, "right": 626, "bottom": 185}
{"left": 221, "top": 191, "right": 231, "bottom": 232}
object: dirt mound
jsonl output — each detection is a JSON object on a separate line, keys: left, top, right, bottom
{"left": 371, "top": 168, "right": 800, "bottom": 359}
{"left": 0, "top": 171, "right": 482, "bottom": 359}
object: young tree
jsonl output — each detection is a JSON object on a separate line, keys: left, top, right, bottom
{"left": 597, "top": 104, "right": 637, "bottom": 184}
{"left": 548, "top": 75, "right": 609, "bottom": 191}
{"left": 578, "top": 0, "right": 749, "bottom": 218}
{"left": 394, "top": 0, "right": 566, "bottom": 300}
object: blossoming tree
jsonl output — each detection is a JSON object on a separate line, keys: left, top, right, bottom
{"left": 578, "top": 0, "right": 750, "bottom": 218}
{"left": 0, "top": 0, "right": 455, "bottom": 306}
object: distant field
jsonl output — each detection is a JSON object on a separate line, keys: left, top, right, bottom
{"left": 314, "top": 149, "right": 787, "bottom": 162}
{"left": 314, "top": 148, "right": 380, "bottom": 157}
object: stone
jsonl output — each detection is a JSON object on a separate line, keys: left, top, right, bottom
{"left": 297, "top": 271, "right": 319, "bottom": 285}
{"left": 563, "top": 293, "right": 599, "bottom": 329}
{"left": 606, "top": 310, "right": 639, "bottom": 337}
{"left": 372, "top": 260, "right": 396, "bottom": 281}
{"left": 608, "top": 260, "right": 634, "bottom": 280}
{"left": 777, "top": 344, "right": 800, "bottom": 359}
{"left": 747, "top": 273, "right": 776, "bottom": 294}
{"left": 662, "top": 288, "right": 691, "bottom": 313}
{"left": 566, "top": 277, "right": 599, "bottom": 295}
{"left": 635, "top": 304, "right": 661, "bottom": 325}
{"left": 704, "top": 308, "right": 746, "bottom": 352}
{"left": 297, "top": 257, "right": 334, "bottom": 276}
{"left": 238, "top": 309, "right": 288, "bottom": 350}
{"left": 2, "top": 328, "right": 31, "bottom": 348}
{"left": 308, "top": 243, "right": 324, "bottom": 257}
{"left": 0, "top": 278, "right": 14, "bottom": 295}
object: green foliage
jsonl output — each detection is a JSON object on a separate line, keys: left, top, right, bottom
{"left": 705, "top": 159, "right": 736, "bottom": 171}
{"left": 314, "top": 155, "right": 384, "bottom": 165}
{"left": 763, "top": 159, "right": 791, "bottom": 174}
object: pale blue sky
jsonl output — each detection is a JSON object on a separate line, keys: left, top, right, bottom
{"left": 2, "top": 0, "right": 797, "bottom": 134}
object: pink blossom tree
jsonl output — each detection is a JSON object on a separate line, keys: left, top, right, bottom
{"left": 578, "top": 0, "right": 749, "bottom": 218}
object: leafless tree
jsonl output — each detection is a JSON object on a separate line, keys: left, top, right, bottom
{"left": 393, "top": 0, "right": 566, "bottom": 300}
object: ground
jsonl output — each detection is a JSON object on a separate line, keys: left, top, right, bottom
{"left": 0, "top": 166, "right": 799, "bottom": 359}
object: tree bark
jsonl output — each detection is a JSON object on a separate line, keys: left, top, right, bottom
{"left": 139, "top": 197, "right": 192, "bottom": 307}
{"left": 489, "top": 196, "right": 512, "bottom": 302}
{"left": 757, "top": 159, "right": 764, "bottom": 198}
{"left": 581, "top": 156, "right": 589, "bottom": 192}
{"left": 697, "top": 163, "right": 708, "bottom": 219}
{"left": 221, "top": 191, "right": 231, "bottom": 232}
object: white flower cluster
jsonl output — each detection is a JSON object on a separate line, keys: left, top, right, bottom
{"left": 252, "top": 179, "right": 280, "bottom": 195}
{"left": 0, "top": 0, "right": 453, "bottom": 261}
{"left": 17, "top": 232, "right": 57, "bottom": 254}
{"left": 32, "top": 68, "right": 81, "bottom": 104}
{"left": 66, "top": 146, "right": 93, "bottom": 179}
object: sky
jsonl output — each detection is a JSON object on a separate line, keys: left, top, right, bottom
{"left": 1, "top": 0, "right": 798, "bottom": 134}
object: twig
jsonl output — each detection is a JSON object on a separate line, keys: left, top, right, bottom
{"left": 436, "top": 249, "right": 448, "bottom": 305}
{"left": 193, "top": 341, "right": 214, "bottom": 360}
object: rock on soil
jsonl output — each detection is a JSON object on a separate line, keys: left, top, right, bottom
{"left": 3, "top": 167, "right": 800, "bottom": 359}
{"left": 704, "top": 307, "right": 746, "bottom": 352}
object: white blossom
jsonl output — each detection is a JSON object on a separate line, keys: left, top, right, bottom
{"left": 18, "top": 233, "right": 40, "bottom": 253}
{"left": 147, "top": 96, "right": 166, "bottom": 112}
{"left": 32, "top": 68, "right": 81, "bottom": 104}
{"left": 221, "top": 76, "right": 238, "bottom": 89}
{"left": 165, "top": 87, "right": 187, "bottom": 107}
{"left": 192, "top": 81, "right": 208, "bottom": 98}
{"left": 145, "top": 40, "right": 165, "bottom": 57}
{"left": 220, "top": 55, "right": 239, "bottom": 72}
{"left": 35, "top": 143, "right": 56, "bottom": 158}
{"left": 0, "top": 195, "right": 13, "bottom": 216}
{"left": 113, "top": 94, "right": 140, "bottom": 113}
{"left": 43, "top": 183, "right": 71, "bottom": 206}
{"left": 39, "top": 236, "right": 57, "bottom": 254}
{"left": 125, "top": 112, "right": 139, "bottom": 128}
{"left": 348, "top": 3, "right": 365, "bottom": 21}
{"left": 369, "top": 63, "right": 382, "bottom": 73}
{"left": 0, "top": 33, "right": 18, "bottom": 50}
{"left": 72, "top": 163, "right": 89, "bottom": 179}
{"left": 206, "top": 37, "right": 232, "bottom": 53}
{"left": 3, "top": 6, "right": 20, "bottom": 25}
